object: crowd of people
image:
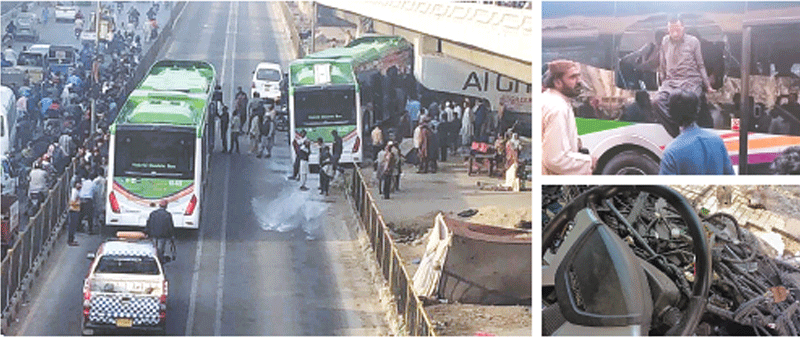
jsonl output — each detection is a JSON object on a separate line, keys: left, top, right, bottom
{"left": 367, "top": 95, "right": 525, "bottom": 199}
{"left": 3, "top": 2, "right": 159, "bottom": 246}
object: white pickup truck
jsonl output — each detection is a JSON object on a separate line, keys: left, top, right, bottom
{"left": 81, "top": 232, "right": 169, "bottom": 335}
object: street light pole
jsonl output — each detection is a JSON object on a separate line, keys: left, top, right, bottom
{"left": 91, "top": 1, "right": 100, "bottom": 139}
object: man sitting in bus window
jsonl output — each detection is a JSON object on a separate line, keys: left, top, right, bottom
{"left": 652, "top": 14, "right": 714, "bottom": 138}
{"left": 659, "top": 90, "right": 733, "bottom": 175}
{"left": 542, "top": 59, "right": 594, "bottom": 175}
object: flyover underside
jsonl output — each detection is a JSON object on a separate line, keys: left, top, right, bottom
{"left": 321, "top": 4, "right": 532, "bottom": 84}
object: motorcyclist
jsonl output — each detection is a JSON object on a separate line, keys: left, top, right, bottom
{"left": 75, "top": 9, "right": 84, "bottom": 21}
{"left": 144, "top": 199, "right": 175, "bottom": 263}
{"left": 28, "top": 161, "right": 48, "bottom": 213}
{"left": 128, "top": 6, "right": 140, "bottom": 26}
{"left": 146, "top": 5, "right": 157, "bottom": 21}
{"left": 6, "top": 21, "right": 17, "bottom": 37}
{"left": 74, "top": 16, "right": 85, "bottom": 40}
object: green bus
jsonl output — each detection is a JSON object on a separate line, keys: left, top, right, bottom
{"left": 105, "top": 60, "right": 216, "bottom": 229}
{"left": 288, "top": 35, "right": 413, "bottom": 166}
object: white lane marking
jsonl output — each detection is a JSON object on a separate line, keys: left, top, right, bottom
{"left": 214, "top": 2, "right": 237, "bottom": 336}
{"left": 184, "top": 214, "right": 205, "bottom": 336}
{"left": 186, "top": 3, "right": 229, "bottom": 335}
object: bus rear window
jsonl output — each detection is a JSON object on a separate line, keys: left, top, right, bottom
{"left": 114, "top": 130, "right": 195, "bottom": 179}
{"left": 294, "top": 88, "right": 356, "bottom": 126}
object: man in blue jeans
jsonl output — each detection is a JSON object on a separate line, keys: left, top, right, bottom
{"left": 659, "top": 90, "right": 734, "bottom": 175}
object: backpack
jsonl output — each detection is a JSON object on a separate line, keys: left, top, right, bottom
{"left": 260, "top": 116, "right": 272, "bottom": 136}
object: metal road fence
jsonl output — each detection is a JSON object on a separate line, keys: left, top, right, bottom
{"left": 2, "top": 159, "right": 75, "bottom": 322}
{"left": 348, "top": 168, "right": 436, "bottom": 336}
{"left": 2, "top": 3, "right": 186, "bottom": 328}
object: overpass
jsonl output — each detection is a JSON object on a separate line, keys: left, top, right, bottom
{"left": 304, "top": 1, "right": 532, "bottom": 113}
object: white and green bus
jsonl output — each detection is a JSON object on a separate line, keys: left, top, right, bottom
{"left": 287, "top": 35, "right": 413, "bottom": 167}
{"left": 105, "top": 60, "right": 216, "bottom": 229}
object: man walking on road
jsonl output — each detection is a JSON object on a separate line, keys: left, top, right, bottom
{"left": 145, "top": 199, "right": 175, "bottom": 263}
{"left": 259, "top": 113, "right": 275, "bottom": 158}
{"left": 78, "top": 173, "right": 96, "bottom": 234}
{"left": 331, "top": 130, "right": 343, "bottom": 175}
{"left": 542, "top": 59, "right": 594, "bottom": 175}
{"left": 219, "top": 105, "right": 230, "bottom": 153}
{"left": 652, "top": 15, "right": 714, "bottom": 138}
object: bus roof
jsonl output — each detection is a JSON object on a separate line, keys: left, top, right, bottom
{"left": 305, "top": 35, "right": 409, "bottom": 64}
{"left": 113, "top": 60, "right": 215, "bottom": 131}
{"left": 289, "top": 36, "right": 410, "bottom": 87}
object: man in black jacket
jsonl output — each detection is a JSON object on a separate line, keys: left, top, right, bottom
{"left": 145, "top": 199, "right": 175, "bottom": 262}
{"left": 331, "top": 130, "right": 343, "bottom": 174}
{"left": 219, "top": 105, "right": 229, "bottom": 153}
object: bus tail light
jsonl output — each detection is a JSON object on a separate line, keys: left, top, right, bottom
{"left": 184, "top": 195, "right": 197, "bottom": 215}
{"left": 109, "top": 192, "right": 120, "bottom": 213}
{"left": 352, "top": 136, "right": 360, "bottom": 153}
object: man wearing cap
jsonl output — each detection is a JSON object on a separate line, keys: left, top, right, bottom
{"left": 145, "top": 199, "right": 175, "bottom": 262}
{"left": 542, "top": 59, "right": 594, "bottom": 175}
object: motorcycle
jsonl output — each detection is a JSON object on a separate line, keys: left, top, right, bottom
{"left": 74, "top": 18, "right": 84, "bottom": 40}
{"left": 542, "top": 185, "right": 800, "bottom": 336}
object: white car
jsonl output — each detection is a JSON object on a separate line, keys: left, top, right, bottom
{"left": 251, "top": 62, "right": 282, "bottom": 103}
{"left": 81, "top": 232, "right": 169, "bottom": 336}
{"left": 54, "top": 4, "right": 78, "bottom": 22}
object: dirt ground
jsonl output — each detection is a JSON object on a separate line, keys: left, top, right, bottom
{"left": 361, "top": 152, "right": 533, "bottom": 336}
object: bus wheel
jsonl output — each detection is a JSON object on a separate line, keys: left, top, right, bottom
{"left": 601, "top": 149, "right": 659, "bottom": 175}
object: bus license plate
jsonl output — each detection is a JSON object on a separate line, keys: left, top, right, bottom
{"left": 116, "top": 318, "right": 133, "bottom": 328}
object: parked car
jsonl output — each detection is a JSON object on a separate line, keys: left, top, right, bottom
{"left": 55, "top": 4, "right": 78, "bottom": 22}
{"left": 81, "top": 232, "right": 169, "bottom": 336}
{"left": 14, "top": 12, "right": 39, "bottom": 42}
{"left": 251, "top": 62, "right": 282, "bottom": 103}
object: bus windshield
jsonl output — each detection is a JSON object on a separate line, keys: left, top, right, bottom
{"left": 294, "top": 88, "right": 356, "bottom": 126}
{"left": 114, "top": 129, "right": 195, "bottom": 180}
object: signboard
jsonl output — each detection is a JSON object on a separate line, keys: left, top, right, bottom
{"left": 415, "top": 54, "right": 531, "bottom": 113}
{"left": 314, "top": 63, "right": 331, "bottom": 84}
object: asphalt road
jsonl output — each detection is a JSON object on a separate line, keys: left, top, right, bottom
{"left": 7, "top": 2, "right": 388, "bottom": 335}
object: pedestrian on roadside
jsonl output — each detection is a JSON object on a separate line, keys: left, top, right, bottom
{"left": 438, "top": 113, "right": 451, "bottom": 162}
{"left": 417, "top": 118, "right": 431, "bottom": 173}
{"left": 234, "top": 86, "right": 248, "bottom": 128}
{"left": 68, "top": 180, "right": 81, "bottom": 246}
{"left": 659, "top": 90, "right": 733, "bottom": 175}
{"left": 248, "top": 92, "right": 264, "bottom": 133}
{"left": 79, "top": 173, "right": 96, "bottom": 234}
{"left": 460, "top": 99, "right": 473, "bottom": 148}
{"left": 230, "top": 112, "right": 241, "bottom": 154}
{"left": 319, "top": 144, "right": 332, "bottom": 196}
{"left": 390, "top": 141, "right": 403, "bottom": 192}
{"left": 249, "top": 113, "right": 261, "bottom": 155}
{"left": 380, "top": 141, "right": 397, "bottom": 199}
{"left": 542, "top": 59, "right": 594, "bottom": 175}
{"left": 92, "top": 171, "right": 106, "bottom": 231}
{"left": 298, "top": 139, "right": 310, "bottom": 190}
{"left": 145, "top": 199, "right": 175, "bottom": 263}
{"left": 331, "top": 129, "right": 343, "bottom": 175}
{"left": 218, "top": 105, "right": 229, "bottom": 153}
{"left": 427, "top": 122, "right": 439, "bottom": 173}
{"left": 288, "top": 130, "right": 307, "bottom": 180}
{"left": 371, "top": 124, "right": 384, "bottom": 161}
{"left": 260, "top": 109, "right": 275, "bottom": 158}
